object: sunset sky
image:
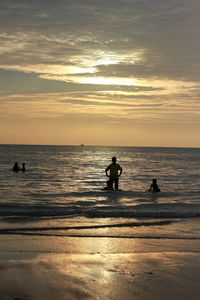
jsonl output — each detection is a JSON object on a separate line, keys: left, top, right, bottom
{"left": 0, "top": 0, "right": 200, "bottom": 147}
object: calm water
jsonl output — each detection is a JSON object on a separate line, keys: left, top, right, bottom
{"left": 0, "top": 144, "right": 200, "bottom": 239}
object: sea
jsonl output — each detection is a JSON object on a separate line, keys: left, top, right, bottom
{"left": 0, "top": 144, "right": 200, "bottom": 242}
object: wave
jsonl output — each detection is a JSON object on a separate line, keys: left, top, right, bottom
{"left": 0, "top": 230, "right": 200, "bottom": 241}
{"left": 0, "top": 202, "right": 200, "bottom": 219}
{"left": 1, "top": 219, "right": 200, "bottom": 240}
{"left": 0, "top": 219, "right": 174, "bottom": 233}
{"left": 29, "top": 190, "right": 194, "bottom": 198}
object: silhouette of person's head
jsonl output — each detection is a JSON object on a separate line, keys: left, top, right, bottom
{"left": 152, "top": 178, "right": 157, "bottom": 184}
{"left": 106, "top": 180, "right": 112, "bottom": 186}
{"left": 112, "top": 156, "right": 117, "bottom": 163}
{"left": 103, "top": 179, "right": 114, "bottom": 190}
{"left": 13, "top": 162, "right": 20, "bottom": 172}
{"left": 21, "top": 162, "right": 26, "bottom": 172}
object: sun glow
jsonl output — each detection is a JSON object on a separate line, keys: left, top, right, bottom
{"left": 95, "top": 55, "right": 120, "bottom": 66}
{"left": 72, "top": 76, "right": 136, "bottom": 86}
{"left": 71, "top": 50, "right": 143, "bottom": 69}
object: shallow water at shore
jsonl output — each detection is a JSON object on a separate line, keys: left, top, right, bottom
{"left": 0, "top": 234, "right": 200, "bottom": 300}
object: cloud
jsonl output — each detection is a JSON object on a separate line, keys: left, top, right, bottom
{"left": 0, "top": 0, "right": 200, "bottom": 84}
{"left": 60, "top": 98, "right": 164, "bottom": 108}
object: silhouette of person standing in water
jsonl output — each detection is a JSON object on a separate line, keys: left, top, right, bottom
{"left": 105, "top": 156, "right": 122, "bottom": 190}
{"left": 12, "top": 162, "right": 20, "bottom": 173}
{"left": 21, "top": 162, "right": 26, "bottom": 172}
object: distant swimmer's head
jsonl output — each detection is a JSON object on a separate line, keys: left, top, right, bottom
{"left": 112, "top": 156, "right": 117, "bottom": 163}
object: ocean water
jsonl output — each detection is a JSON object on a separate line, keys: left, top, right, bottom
{"left": 0, "top": 144, "right": 200, "bottom": 240}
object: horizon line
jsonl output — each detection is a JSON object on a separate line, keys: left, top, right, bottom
{"left": 0, "top": 143, "right": 199, "bottom": 149}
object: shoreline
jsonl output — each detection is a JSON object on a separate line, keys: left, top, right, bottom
{"left": 1, "top": 235, "right": 200, "bottom": 299}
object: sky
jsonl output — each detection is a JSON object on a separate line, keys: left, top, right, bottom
{"left": 0, "top": 0, "right": 200, "bottom": 147}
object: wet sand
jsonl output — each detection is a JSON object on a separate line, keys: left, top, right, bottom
{"left": 0, "top": 235, "right": 200, "bottom": 300}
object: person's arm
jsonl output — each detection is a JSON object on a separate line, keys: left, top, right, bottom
{"left": 118, "top": 165, "right": 122, "bottom": 177}
{"left": 105, "top": 165, "right": 110, "bottom": 177}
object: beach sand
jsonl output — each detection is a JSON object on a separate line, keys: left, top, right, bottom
{"left": 0, "top": 235, "right": 200, "bottom": 300}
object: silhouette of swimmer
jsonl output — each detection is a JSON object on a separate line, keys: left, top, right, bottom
{"left": 103, "top": 180, "right": 114, "bottom": 190}
{"left": 21, "top": 162, "right": 26, "bottom": 172}
{"left": 105, "top": 156, "right": 122, "bottom": 190}
{"left": 12, "top": 162, "right": 20, "bottom": 173}
{"left": 149, "top": 178, "right": 160, "bottom": 193}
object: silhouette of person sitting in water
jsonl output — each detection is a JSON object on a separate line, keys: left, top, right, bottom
{"left": 21, "top": 162, "right": 26, "bottom": 172}
{"left": 105, "top": 156, "right": 122, "bottom": 190}
{"left": 12, "top": 162, "right": 20, "bottom": 173}
{"left": 149, "top": 178, "right": 160, "bottom": 193}
{"left": 103, "top": 179, "right": 114, "bottom": 190}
